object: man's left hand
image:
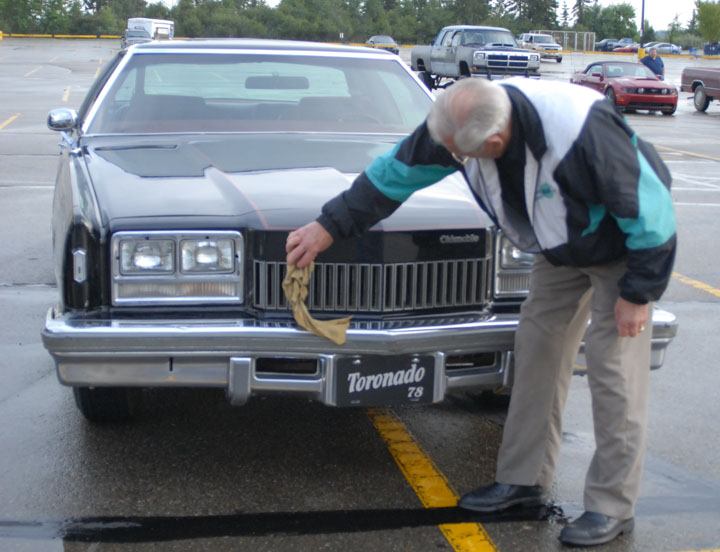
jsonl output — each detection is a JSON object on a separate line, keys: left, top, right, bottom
{"left": 614, "top": 297, "right": 650, "bottom": 337}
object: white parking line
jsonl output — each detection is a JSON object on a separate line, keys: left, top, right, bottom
{"left": 24, "top": 67, "right": 41, "bottom": 78}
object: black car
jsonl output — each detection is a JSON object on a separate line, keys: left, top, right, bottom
{"left": 365, "top": 35, "right": 400, "bottom": 55}
{"left": 595, "top": 38, "right": 619, "bottom": 51}
{"left": 42, "top": 40, "right": 677, "bottom": 422}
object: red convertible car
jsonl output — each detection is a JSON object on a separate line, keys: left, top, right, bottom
{"left": 571, "top": 61, "right": 678, "bottom": 115}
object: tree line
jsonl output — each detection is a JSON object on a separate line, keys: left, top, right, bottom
{"left": 1, "top": 0, "right": 718, "bottom": 47}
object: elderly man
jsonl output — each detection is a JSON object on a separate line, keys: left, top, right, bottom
{"left": 641, "top": 47, "right": 665, "bottom": 78}
{"left": 286, "top": 77, "right": 676, "bottom": 546}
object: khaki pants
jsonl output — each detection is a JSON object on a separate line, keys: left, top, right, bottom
{"left": 496, "top": 255, "right": 651, "bottom": 519}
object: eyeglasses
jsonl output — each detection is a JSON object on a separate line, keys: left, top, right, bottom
{"left": 451, "top": 151, "right": 470, "bottom": 166}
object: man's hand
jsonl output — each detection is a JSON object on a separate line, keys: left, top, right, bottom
{"left": 286, "top": 221, "right": 334, "bottom": 268}
{"left": 614, "top": 297, "right": 650, "bottom": 338}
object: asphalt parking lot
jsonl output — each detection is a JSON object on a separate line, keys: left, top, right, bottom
{"left": 0, "top": 39, "right": 719, "bottom": 552}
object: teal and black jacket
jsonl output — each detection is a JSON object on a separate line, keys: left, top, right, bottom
{"left": 317, "top": 77, "right": 676, "bottom": 305}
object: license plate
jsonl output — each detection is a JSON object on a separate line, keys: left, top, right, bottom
{"left": 335, "top": 355, "right": 435, "bottom": 407}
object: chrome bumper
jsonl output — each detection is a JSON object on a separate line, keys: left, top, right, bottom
{"left": 41, "top": 307, "right": 678, "bottom": 406}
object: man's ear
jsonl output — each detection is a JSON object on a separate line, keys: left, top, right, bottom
{"left": 485, "top": 133, "right": 505, "bottom": 157}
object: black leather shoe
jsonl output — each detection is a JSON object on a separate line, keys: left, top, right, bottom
{"left": 559, "top": 511, "right": 634, "bottom": 547}
{"left": 458, "top": 482, "right": 544, "bottom": 512}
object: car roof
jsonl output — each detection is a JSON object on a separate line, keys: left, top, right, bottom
{"left": 132, "top": 38, "right": 395, "bottom": 56}
{"left": 441, "top": 25, "right": 511, "bottom": 32}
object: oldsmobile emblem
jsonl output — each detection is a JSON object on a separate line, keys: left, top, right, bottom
{"left": 440, "top": 234, "right": 480, "bottom": 244}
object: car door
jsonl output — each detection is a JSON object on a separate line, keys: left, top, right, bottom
{"left": 584, "top": 63, "right": 605, "bottom": 91}
{"left": 431, "top": 30, "right": 451, "bottom": 75}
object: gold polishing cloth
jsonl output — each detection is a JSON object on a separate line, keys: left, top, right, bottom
{"left": 282, "top": 263, "right": 351, "bottom": 345}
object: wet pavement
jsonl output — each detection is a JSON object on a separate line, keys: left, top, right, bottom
{"left": 0, "top": 39, "right": 719, "bottom": 551}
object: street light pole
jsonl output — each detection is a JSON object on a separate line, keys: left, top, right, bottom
{"left": 640, "top": 0, "right": 646, "bottom": 44}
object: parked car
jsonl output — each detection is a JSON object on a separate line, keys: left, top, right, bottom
{"left": 571, "top": 61, "right": 678, "bottom": 115}
{"left": 595, "top": 38, "right": 619, "bottom": 51}
{"left": 411, "top": 25, "right": 540, "bottom": 89}
{"left": 365, "top": 35, "right": 399, "bottom": 55}
{"left": 43, "top": 40, "right": 678, "bottom": 422}
{"left": 644, "top": 42, "right": 681, "bottom": 55}
{"left": 518, "top": 33, "right": 562, "bottom": 62}
{"left": 613, "top": 43, "right": 640, "bottom": 53}
{"left": 681, "top": 65, "right": 720, "bottom": 111}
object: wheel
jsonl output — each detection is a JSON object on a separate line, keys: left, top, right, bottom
{"left": 556, "top": 57, "right": 562, "bottom": 63}
{"left": 419, "top": 71, "right": 434, "bottom": 90}
{"left": 605, "top": 87, "right": 621, "bottom": 112}
{"left": 662, "top": 106, "right": 676, "bottom": 116}
{"left": 73, "top": 386, "right": 138, "bottom": 423}
{"left": 694, "top": 85, "right": 710, "bottom": 112}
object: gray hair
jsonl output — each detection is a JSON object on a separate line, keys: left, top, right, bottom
{"left": 427, "top": 78, "right": 511, "bottom": 154}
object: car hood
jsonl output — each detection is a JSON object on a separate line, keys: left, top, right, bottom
{"left": 612, "top": 77, "right": 670, "bottom": 87}
{"left": 83, "top": 135, "right": 493, "bottom": 232}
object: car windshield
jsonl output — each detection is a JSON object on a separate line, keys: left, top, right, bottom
{"left": 534, "top": 35, "right": 555, "bottom": 43}
{"left": 605, "top": 63, "right": 657, "bottom": 79}
{"left": 126, "top": 30, "right": 150, "bottom": 38}
{"left": 88, "top": 53, "right": 431, "bottom": 134}
{"left": 462, "top": 30, "right": 516, "bottom": 47}
{"left": 371, "top": 36, "right": 395, "bottom": 43}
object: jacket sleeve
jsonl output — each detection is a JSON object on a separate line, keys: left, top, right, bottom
{"left": 316, "top": 121, "right": 461, "bottom": 240}
{"left": 580, "top": 102, "right": 676, "bottom": 304}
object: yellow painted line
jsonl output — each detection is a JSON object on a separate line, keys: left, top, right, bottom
{"left": 655, "top": 145, "right": 720, "bottom": 163}
{"left": 62, "top": 87, "right": 71, "bottom": 103}
{"left": 24, "top": 66, "right": 41, "bottom": 77}
{"left": 673, "top": 272, "right": 720, "bottom": 299}
{"left": 0, "top": 113, "right": 20, "bottom": 130}
{"left": 368, "top": 409, "right": 496, "bottom": 551}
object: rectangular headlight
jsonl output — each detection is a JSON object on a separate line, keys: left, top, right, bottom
{"left": 111, "top": 231, "right": 243, "bottom": 306}
{"left": 120, "top": 239, "right": 174, "bottom": 274}
{"left": 500, "top": 238, "right": 534, "bottom": 269}
{"left": 181, "top": 239, "right": 235, "bottom": 273}
{"left": 473, "top": 52, "right": 486, "bottom": 62}
{"left": 495, "top": 234, "right": 533, "bottom": 298}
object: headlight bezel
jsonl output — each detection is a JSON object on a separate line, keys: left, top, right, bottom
{"left": 494, "top": 233, "right": 534, "bottom": 298}
{"left": 111, "top": 230, "right": 244, "bottom": 306}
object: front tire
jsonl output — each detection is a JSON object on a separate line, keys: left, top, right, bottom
{"left": 662, "top": 106, "right": 677, "bottom": 116}
{"left": 694, "top": 85, "right": 710, "bottom": 112}
{"left": 556, "top": 57, "right": 562, "bottom": 63}
{"left": 73, "top": 387, "right": 137, "bottom": 423}
{"left": 605, "top": 87, "right": 621, "bottom": 112}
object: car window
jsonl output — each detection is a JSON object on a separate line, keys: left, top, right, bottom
{"left": 462, "top": 30, "right": 516, "bottom": 47}
{"left": 606, "top": 64, "right": 656, "bottom": 78}
{"left": 441, "top": 32, "right": 454, "bottom": 46}
{"left": 534, "top": 34, "right": 554, "bottom": 43}
{"left": 587, "top": 64, "right": 603, "bottom": 75}
{"left": 88, "top": 53, "right": 433, "bottom": 134}
{"left": 451, "top": 32, "right": 462, "bottom": 47}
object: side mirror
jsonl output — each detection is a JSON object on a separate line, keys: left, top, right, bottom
{"left": 591, "top": 72, "right": 603, "bottom": 79}
{"left": 47, "top": 108, "right": 78, "bottom": 132}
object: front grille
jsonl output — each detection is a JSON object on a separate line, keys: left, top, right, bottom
{"left": 488, "top": 54, "right": 530, "bottom": 69}
{"left": 254, "top": 258, "right": 492, "bottom": 313}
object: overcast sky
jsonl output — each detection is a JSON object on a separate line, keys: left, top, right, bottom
{"left": 160, "top": 0, "right": 697, "bottom": 32}
{"left": 598, "top": 0, "right": 696, "bottom": 30}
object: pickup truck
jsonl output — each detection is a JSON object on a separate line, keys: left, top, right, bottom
{"left": 411, "top": 25, "right": 541, "bottom": 89}
{"left": 681, "top": 65, "right": 720, "bottom": 111}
